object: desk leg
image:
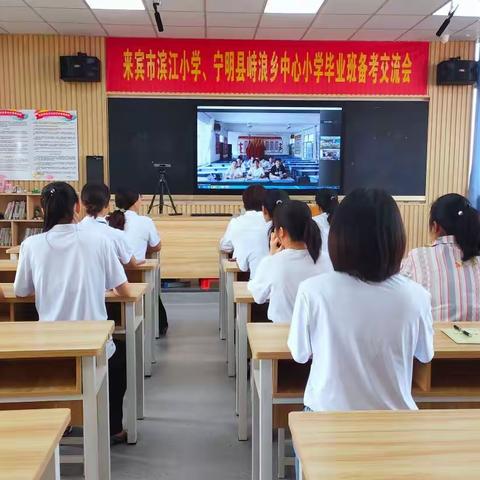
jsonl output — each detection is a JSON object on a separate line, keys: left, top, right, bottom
{"left": 259, "top": 359, "right": 273, "bottom": 480}
{"left": 251, "top": 359, "right": 259, "bottom": 480}
{"left": 126, "top": 302, "right": 138, "bottom": 444}
{"left": 226, "top": 271, "right": 235, "bottom": 377}
{"left": 97, "top": 350, "right": 111, "bottom": 480}
{"left": 82, "top": 356, "right": 100, "bottom": 480}
{"left": 144, "top": 270, "right": 155, "bottom": 376}
{"left": 219, "top": 259, "right": 226, "bottom": 340}
{"left": 154, "top": 265, "right": 160, "bottom": 339}
{"left": 41, "top": 445, "right": 60, "bottom": 480}
{"left": 136, "top": 300, "right": 145, "bottom": 420}
{"left": 237, "top": 302, "right": 249, "bottom": 441}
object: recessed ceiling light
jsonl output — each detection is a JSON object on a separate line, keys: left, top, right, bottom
{"left": 264, "top": 0, "right": 325, "bottom": 14}
{"left": 434, "top": 0, "right": 480, "bottom": 17}
{"left": 86, "top": 0, "right": 145, "bottom": 10}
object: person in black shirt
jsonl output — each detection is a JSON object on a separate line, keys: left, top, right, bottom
{"left": 269, "top": 159, "right": 288, "bottom": 180}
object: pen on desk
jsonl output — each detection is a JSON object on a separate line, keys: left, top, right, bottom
{"left": 454, "top": 324, "right": 472, "bottom": 337}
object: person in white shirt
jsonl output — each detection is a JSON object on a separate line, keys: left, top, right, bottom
{"left": 312, "top": 188, "right": 338, "bottom": 255}
{"left": 219, "top": 185, "right": 266, "bottom": 254}
{"left": 13, "top": 182, "right": 131, "bottom": 444}
{"left": 402, "top": 193, "right": 480, "bottom": 322}
{"left": 108, "top": 188, "right": 161, "bottom": 262}
{"left": 225, "top": 160, "right": 244, "bottom": 180}
{"left": 234, "top": 189, "right": 290, "bottom": 278}
{"left": 248, "top": 200, "right": 333, "bottom": 323}
{"left": 288, "top": 188, "right": 434, "bottom": 415}
{"left": 247, "top": 159, "right": 266, "bottom": 179}
{"left": 80, "top": 183, "right": 140, "bottom": 267}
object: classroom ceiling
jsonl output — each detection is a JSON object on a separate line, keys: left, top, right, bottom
{"left": 0, "top": 0, "right": 479, "bottom": 41}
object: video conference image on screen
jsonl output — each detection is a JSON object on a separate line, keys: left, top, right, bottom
{"left": 197, "top": 106, "right": 342, "bottom": 192}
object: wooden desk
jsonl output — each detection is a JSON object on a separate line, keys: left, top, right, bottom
{"left": 0, "top": 258, "right": 158, "bottom": 377}
{"left": 0, "top": 283, "right": 148, "bottom": 445}
{"left": 125, "top": 259, "right": 160, "bottom": 377}
{"left": 154, "top": 216, "right": 230, "bottom": 279}
{"left": 223, "top": 259, "right": 242, "bottom": 378}
{"left": 0, "top": 321, "right": 113, "bottom": 480}
{"left": 289, "top": 409, "right": 480, "bottom": 480}
{"left": 0, "top": 408, "right": 70, "bottom": 480}
{"left": 247, "top": 322, "right": 480, "bottom": 480}
{"left": 233, "top": 281, "right": 269, "bottom": 442}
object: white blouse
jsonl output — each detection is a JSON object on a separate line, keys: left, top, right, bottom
{"left": 219, "top": 210, "right": 266, "bottom": 253}
{"left": 232, "top": 221, "right": 271, "bottom": 278}
{"left": 288, "top": 271, "right": 434, "bottom": 411}
{"left": 248, "top": 248, "right": 332, "bottom": 323}
{"left": 80, "top": 215, "right": 133, "bottom": 264}
{"left": 122, "top": 210, "right": 160, "bottom": 261}
{"left": 14, "top": 224, "right": 127, "bottom": 358}
{"left": 312, "top": 213, "right": 330, "bottom": 253}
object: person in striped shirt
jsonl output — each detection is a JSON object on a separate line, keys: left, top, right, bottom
{"left": 402, "top": 194, "right": 480, "bottom": 322}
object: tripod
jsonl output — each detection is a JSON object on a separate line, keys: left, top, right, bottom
{"left": 147, "top": 168, "right": 180, "bottom": 215}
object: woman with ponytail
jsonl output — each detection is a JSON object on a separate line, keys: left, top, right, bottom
{"left": 14, "top": 182, "right": 131, "bottom": 443}
{"left": 108, "top": 187, "right": 161, "bottom": 261}
{"left": 248, "top": 200, "right": 332, "bottom": 323}
{"left": 402, "top": 193, "right": 480, "bottom": 322}
{"left": 313, "top": 188, "right": 339, "bottom": 254}
{"left": 80, "top": 183, "right": 139, "bottom": 267}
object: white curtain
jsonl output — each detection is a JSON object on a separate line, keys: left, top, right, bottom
{"left": 197, "top": 115, "right": 215, "bottom": 166}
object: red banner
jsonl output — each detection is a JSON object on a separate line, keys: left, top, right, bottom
{"left": 106, "top": 38, "right": 428, "bottom": 96}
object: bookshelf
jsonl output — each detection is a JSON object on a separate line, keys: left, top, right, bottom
{"left": 0, "top": 194, "right": 43, "bottom": 259}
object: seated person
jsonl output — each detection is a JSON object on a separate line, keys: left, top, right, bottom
{"left": 402, "top": 193, "right": 480, "bottom": 322}
{"left": 220, "top": 185, "right": 267, "bottom": 253}
{"left": 225, "top": 160, "right": 244, "bottom": 179}
{"left": 269, "top": 159, "right": 288, "bottom": 180}
{"left": 261, "top": 157, "right": 272, "bottom": 171}
{"left": 247, "top": 159, "right": 266, "bottom": 179}
{"left": 237, "top": 158, "right": 247, "bottom": 174}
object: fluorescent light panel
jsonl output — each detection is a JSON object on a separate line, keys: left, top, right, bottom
{"left": 434, "top": 0, "right": 480, "bottom": 17}
{"left": 264, "top": 0, "right": 325, "bottom": 14}
{"left": 85, "top": 0, "right": 145, "bottom": 10}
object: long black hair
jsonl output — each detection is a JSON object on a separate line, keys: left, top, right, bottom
{"left": 81, "top": 183, "right": 110, "bottom": 218}
{"left": 41, "top": 182, "right": 79, "bottom": 232}
{"left": 329, "top": 188, "right": 406, "bottom": 282}
{"left": 108, "top": 188, "right": 139, "bottom": 231}
{"left": 273, "top": 200, "right": 321, "bottom": 263}
{"left": 430, "top": 193, "right": 480, "bottom": 261}
{"left": 315, "top": 188, "right": 339, "bottom": 224}
{"left": 263, "top": 189, "right": 290, "bottom": 220}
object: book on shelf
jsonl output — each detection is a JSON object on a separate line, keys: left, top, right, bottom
{"left": 0, "top": 228, "right": 11, "bottom": 246}
{"left": 2, "top": 201, "right": 27, "bottom": 220}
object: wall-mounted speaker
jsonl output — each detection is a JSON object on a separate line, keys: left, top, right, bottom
{"left": 437, "top": 58, "right": 478, "bottom": 85}
{"left": 86, "top": 155, "right": 104, "bottom": 184}
{"left": 60, "top": 52, "right": 101, "bottom": 82}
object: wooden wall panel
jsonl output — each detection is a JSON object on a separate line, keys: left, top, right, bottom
{"left": 0, "top": 36, "right": 475, "bottom": 251}
{"left": 0, "top": 35, "right": 107, "bottom": 191}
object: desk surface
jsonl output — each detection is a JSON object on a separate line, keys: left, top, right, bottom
{"left": 289, "top": 409, "right": 480, "bottom": 479}
{"left": 0, "top": 320, "right": 114, "bottom": 359}
{"left": 0, "top": 408, "right": 71, "bottom": 480}
{"left": 0, "top": 283, "right": 147, "bottom": 303}
{"left": 247, "top": 322, "right": 480, "bottom": 360}
{"left": 125, "top": 259, "right": 159, "bottom": 271}
{"left": 222, "top": 259, "right": 241, "bottom": 273}
{"left": 233, "top": 281, "right": 254, "bottom": 303}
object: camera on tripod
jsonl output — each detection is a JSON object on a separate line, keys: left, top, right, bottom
{"left": 152, "top": 163, "right": 171, "bottom": 171}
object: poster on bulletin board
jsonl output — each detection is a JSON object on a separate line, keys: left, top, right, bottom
{"left": 0, "top": 109, "right": 78, "bottom": 181}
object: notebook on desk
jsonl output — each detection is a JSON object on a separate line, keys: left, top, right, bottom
{"left": 441, "top": 328, "right": 480, "bottom": 344}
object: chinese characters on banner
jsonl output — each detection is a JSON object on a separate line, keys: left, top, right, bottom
{"left": 106, "top": 38, "right": 429, "bottom": 96}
